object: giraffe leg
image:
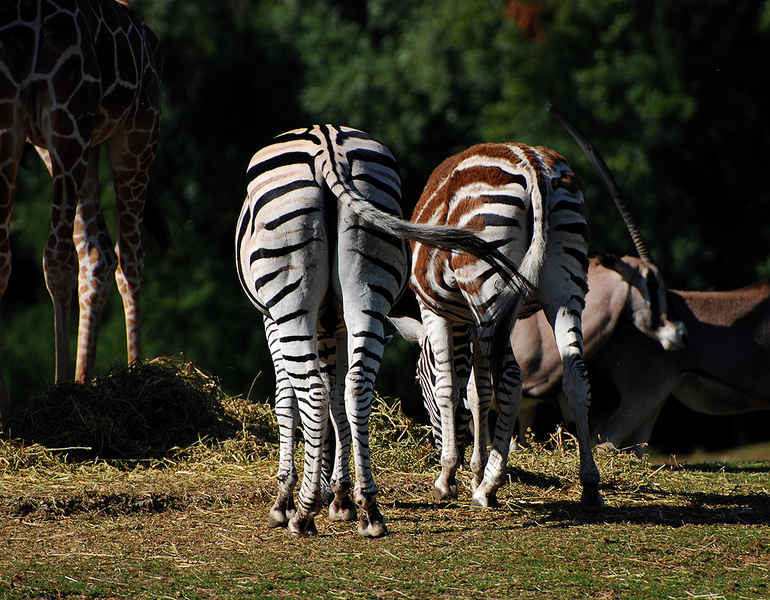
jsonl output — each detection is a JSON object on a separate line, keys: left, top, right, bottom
{"left": 0, "top": 126, "right": 25, "bottom": 424}
{"left": 0, "top": 318, "right": 8, "bottom": 427}
{"left": 106, "top": 127, "right": 156, "bottom": 367}
{"left": 73, "top": 147, "right": 117, "bottom": 382}
{"left": 43, "top": 143, "right": 88, "bottom": 383}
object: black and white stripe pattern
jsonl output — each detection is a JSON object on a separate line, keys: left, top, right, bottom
{"left": 401, "top": 320, "right": 474, "bottom": 453}
{"left": 236, "top": 125, "right": 408, "bottom": 537}
{"left": 394, "top": 143, "right": 604, "bottom": 511}
{"left": 236, "top": 126, "right": 549, "bottom": 535}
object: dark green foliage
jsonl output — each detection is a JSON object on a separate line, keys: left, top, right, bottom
{"left": 6, "top": 0, "right": 770, "bottom": 420}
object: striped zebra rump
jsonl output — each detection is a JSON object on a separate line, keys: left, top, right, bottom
{"left": 236, "top": 125, "right": 409, "bottom": 537}
{"left": 397, "top": 142, "right": 603, "bottom": 511}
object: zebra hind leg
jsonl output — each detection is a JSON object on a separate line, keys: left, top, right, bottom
{"left": 358, "top": 499, "right": 386, "bottom": 538}
{"left": 353, "top": 479, "right": 386, "bottom": 538}
{"left": 564, "top": 356, "right": 603, "bottom": 512}
{"left": 325, "top": 323, "right": 358, "bottom": 522}
{"left": 471, "top": 346, "right": 521, "bottom": 508}
{"left": 329, "top": 480, "right": 357, "bottom": 521}
{"left": 549, "top": 298, "right": 603, "bottom": 512}
{"left": 424, "top": 312, "right": 461, "bottom": 502}
{"left": 327, "top": 404, "right": 357, "bottom": 522}
{"left": 344, "top": 351, "right": 387, "bottom": 537}
{"left": 268, "top": 390, "right": 299, "bottom": 527}
{"left": 269, "top": 470, "right": 298, "bottom": 528}
{"left": 264, "top": 315, "right": 299, "bottom": 528}
{"left": 289, "top": 513, "right": 318, "bottom": 537}
{"left": 286, "top": 361, "right": 332, "bottom": 537}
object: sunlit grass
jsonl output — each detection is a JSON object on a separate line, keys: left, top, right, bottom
{"left": 1, "top": 357, "right": 768, "bottom": 599}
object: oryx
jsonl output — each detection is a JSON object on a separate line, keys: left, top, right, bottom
{"left": 592, "top": 279, "right": 770, "bottom": 454}
{"left": 513, "top": 253, "right": 687, "bottom": 445}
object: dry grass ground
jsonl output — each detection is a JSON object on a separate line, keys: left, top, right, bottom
{"left": 1, "top": 357, "right": 768, "bottom": 599}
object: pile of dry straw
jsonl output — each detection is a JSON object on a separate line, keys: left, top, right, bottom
{"left": 4, "top": 356, "right": 243, "bottom": 461}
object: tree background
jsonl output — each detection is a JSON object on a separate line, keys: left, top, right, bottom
{"left": 6, "top": 0, "right": 770, "bottom": 452}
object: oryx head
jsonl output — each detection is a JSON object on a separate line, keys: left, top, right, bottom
{"left": 546, "top": 103, "right": 687, "bottom": 352}
{"left": 596, "top": 253, "right": 687, "bottom": 350}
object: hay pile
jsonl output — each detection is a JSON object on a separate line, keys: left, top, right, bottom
{"left": 2, "top": 355, "right": 434, "bottom": 471}
{"left": 5, "top": 356, "right": 242, "bottom": 461}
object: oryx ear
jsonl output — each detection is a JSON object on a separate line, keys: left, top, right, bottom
{"left": 595, "top": 252, "right": 620, "bottom": 268}
{"left": 388, "top": 316, "right": 424, "bottom": 344}
{"left": 596, "top": 253, "right": 638, "bottom": 281}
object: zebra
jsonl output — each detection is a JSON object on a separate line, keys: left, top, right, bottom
{"left": 391, "top": 142, "right": 604, "bottom": 512}
{"left": 392, "top": 320, "right": 475, "bottom": 454}
{"left": 235, "top": 125, "right": 530, "bottom": 537}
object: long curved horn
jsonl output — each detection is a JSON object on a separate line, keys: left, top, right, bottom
{"left": 545, "top": 102, "right": 653, "bottom": 265}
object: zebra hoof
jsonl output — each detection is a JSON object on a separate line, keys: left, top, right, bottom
{"left": 288, "top": 513, "right": 318, "bottom": 537}
{"left": 470, "top": 493, "right": 499, "bottom": 508}
{"left": 268, "top": 500, "right": 295, "bottom": 528}
{"left": 432, "top": 483, "right": 458, "bottom": 502}
{"left": 267, "top": 510, "right": 287, "bottom": 528}
{"left": 329, "top": 497, "right": 357, "bottom": 522}
{"left": 358, "top": 505, "right": 387, "bottom": 538}
{"left": 470, "top": 497, "right": 487, "bottom": 508}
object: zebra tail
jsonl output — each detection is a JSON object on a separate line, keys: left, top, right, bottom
{"left": 324, "top": 169, "right": 537, "bottom": 300}
{"left": 488, "top": 175, "right": 548, "bottom": 399}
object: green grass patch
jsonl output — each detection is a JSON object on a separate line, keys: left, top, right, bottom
{"left": 1, "top": 358, "right": 768, "bottom": 599}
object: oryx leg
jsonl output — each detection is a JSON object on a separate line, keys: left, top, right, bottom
{"left": 513, "top": 397, "right": 540, "bottom": 451}
{"left": 598, "top": 383, "right": 668, "bottom": 457}
{"left": 596, "top": 328, "right": 682, "bottom": 456}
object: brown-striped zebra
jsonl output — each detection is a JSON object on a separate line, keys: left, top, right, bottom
{"left": 392, "top": 142, "right": 604, "bottom": 511}
{"left": 235, "top": 125, "right": 531, "bottom": 537}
